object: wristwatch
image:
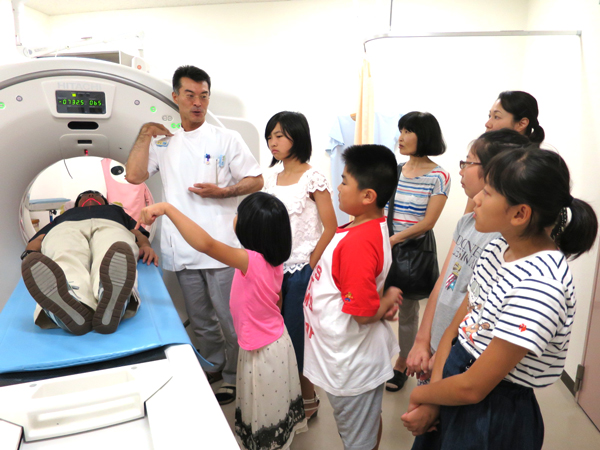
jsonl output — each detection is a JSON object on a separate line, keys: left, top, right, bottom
{"left": 20, "top": 250, "right": 40, "bottom": 260}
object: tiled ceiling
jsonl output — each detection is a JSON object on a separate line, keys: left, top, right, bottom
{"left": 23, "top": 0, "right": 291, "bottom": 16}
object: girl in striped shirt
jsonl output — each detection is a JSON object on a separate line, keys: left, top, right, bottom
{"left": 403, "top": 148, "right": 598, "bottom": 450}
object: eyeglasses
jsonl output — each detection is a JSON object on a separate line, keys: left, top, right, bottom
{"left": 459, "top": 160, "right": 482, "bottom": 170}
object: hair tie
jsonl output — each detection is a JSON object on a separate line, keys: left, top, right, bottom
{"left": 566, "top": 194, "right": 574, "bottom": 207}
{"left": 551, "top": 207, "right": 571, "bottom": 241}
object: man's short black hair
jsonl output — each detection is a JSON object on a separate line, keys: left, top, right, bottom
{"left": 235, "top": 192, "right": 292, "bottom": 267}
{"left": 173, "top": 65, "right": 211, "bottom": 94}
{"left": 342, "top": 145, "right": 398, "bottom": 209}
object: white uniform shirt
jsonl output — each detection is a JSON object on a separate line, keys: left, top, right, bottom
{"left": 148, "top": 123, "right": 261, "bottom": 271}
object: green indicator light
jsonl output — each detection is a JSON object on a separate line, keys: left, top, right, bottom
{"left": 150, "top": 106, "right": 156, "bottom": 113}
{"left": 0, "top": 102, "right": 5, "bottom": 110}
{"left": 72, "top": 93, "right": 76, "bottom": 97}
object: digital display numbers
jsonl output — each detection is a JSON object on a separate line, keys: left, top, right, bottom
{"left": 55, "top": 91, "right": 106, "bottom": 114}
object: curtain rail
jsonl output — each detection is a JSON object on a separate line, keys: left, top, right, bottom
{"left": 363, "top": 30, "right": 582, "bottom": 52}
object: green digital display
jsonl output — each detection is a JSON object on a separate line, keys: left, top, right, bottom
{"left": 55, "top": 91, "right": 106, "bottom": 114}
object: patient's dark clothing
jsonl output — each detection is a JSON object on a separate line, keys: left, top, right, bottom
{"left": 31, "top": 205, "right": 149, "bottom": 241}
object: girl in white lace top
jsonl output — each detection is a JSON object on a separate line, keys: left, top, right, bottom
{"left": 263, "top": 111, "right": 337, "bottom": 419}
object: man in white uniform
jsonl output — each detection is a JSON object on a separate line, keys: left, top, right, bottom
{"left": 126, "top": 66, "right": 263, "bottom": 404}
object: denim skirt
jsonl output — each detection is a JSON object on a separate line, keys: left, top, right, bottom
{"left": 281, "top": 264, "right": 313, "bottom": 374}
{"left": 412, "top": 340, "right": 544, "bottom": 450}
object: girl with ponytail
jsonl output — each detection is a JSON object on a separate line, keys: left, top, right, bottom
{"left": 486, "top": 90, "right": 545, "bottom": 144}
{"left": 403, "top": 147, "right": 598, "bottom": 450}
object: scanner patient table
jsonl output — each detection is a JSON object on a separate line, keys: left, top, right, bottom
{"left": 0, "top": 262, "right": 239, "bottom": 449}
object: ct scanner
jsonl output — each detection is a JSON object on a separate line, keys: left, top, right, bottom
{"left": 0, "top": 57, "right": 257, "bottom": 448}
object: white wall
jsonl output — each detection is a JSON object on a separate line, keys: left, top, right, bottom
{"left": 0, "top": 0, "right": 48, "bottom": 62}
{"left": 1, "top": 0, "right": 598, "bottom": 380}
{"left": 42, "top": 0, "right": 370, "bottom": 174}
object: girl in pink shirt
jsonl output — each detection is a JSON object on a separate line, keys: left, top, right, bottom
{"left": 139, "top": 192, "right": 307, "bottom": 450}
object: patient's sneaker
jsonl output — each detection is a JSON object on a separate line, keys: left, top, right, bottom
{"left": 93, "top": 241, "right": 136, "bottom": 334}
{"left": 21, "top": 253, "right": 93, "bottom": 335}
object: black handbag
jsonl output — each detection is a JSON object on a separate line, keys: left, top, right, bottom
{"left": 384, "top": 163, "right": 439, "bottom": 298}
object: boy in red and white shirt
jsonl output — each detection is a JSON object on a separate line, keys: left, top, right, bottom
{"left": 304, "top": 144, "right": 401, "bottom": 450}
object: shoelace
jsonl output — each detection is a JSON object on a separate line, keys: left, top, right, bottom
{"left": 67, "top": 281, "right": 82, "bottom": 300}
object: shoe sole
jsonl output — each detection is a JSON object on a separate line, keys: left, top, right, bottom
{"left": 21, "top": 253, "right": 93, "bottom": 335}
{"left": 385, "top": 383, "right": 402, "bottom": 392}
{"left": 93, "top": 242, "right": 136, "bottom": 334}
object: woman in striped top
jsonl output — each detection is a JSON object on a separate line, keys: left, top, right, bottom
{"left": 403, "top": 148, "right": 598, "bottom": 450}
{"left": 386, "top": 111, "right": 451, "bottom": 392}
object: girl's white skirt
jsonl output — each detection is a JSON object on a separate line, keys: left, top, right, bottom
{"left": 235, "top": 327, "right": 308, "bottom": 450}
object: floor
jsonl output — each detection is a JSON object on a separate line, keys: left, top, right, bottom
{"left": 215, "top": 299, "right": 600, "bottom": 449}
{"left": 217, "top": 376, "right": 600, "bottom": 449}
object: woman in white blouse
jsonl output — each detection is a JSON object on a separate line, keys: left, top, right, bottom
{"left": 263, "top": 111, "right": 337, "bottom": 419}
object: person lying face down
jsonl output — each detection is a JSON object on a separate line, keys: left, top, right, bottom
{"left": 20, "top": 189, "right": 158, "bottom": 335}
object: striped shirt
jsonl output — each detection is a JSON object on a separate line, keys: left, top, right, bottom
{"left": 385, "top": 165, "right": 451, "bottom": 234}
{"left": 459, "top": 238, "right": 576, "bottom": 388}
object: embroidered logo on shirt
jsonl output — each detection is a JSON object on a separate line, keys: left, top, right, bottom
{"left": 519, "top": 323, "right": 527, "bottom": 332}
{"left": 343, "top": 292, "right": 353, "bottom": 303}
{"left": 155, "top": 139, "right": 170, "bottom": 147}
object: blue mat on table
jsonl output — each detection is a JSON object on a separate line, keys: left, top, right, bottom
{"left": 0, "top": 262, "right": 212, "bottom": 374}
